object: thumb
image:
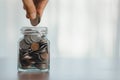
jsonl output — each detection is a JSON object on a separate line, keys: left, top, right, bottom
{"left": 37, "top": 0, "right": 48, "bottom": 17}
{"left": 22, "top": 0, "right": 36, "bottom": 19}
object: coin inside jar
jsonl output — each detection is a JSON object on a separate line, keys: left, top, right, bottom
{"left": 18, "top": 27, "right": 50, "bottom": 71}
{"left": 31, "top": 42, "right": 39, "bottom": 51}
{"left": 40, "top": 52, "right": 48, "bottom": 60}
{"left": 20, "top": 39, "right": 30, "bottom": 49}
{"left": 35, "top": 63, "right": 48, "bottom": 69}
{"left": 30, "top": 35, "right": 41, "bottom": 42}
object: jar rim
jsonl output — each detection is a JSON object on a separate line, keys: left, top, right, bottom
{"left": 21, "top": 27, "right": 47, "bottom": 35}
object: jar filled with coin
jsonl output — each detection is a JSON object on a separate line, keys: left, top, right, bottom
{"left": 18, "top": 27, "right": 50, "bottom": 72}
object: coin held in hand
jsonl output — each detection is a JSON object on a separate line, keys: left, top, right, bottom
{"left": 30, "top": 15, "right": 40, "bottom": 26}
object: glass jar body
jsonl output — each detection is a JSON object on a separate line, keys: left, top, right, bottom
{"left": 18, "top": 27, "right": 50, "bottom": 72}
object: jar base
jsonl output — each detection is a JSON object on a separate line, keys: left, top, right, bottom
{"left": 18, "top": 68, "right": 49, "bottom": 72}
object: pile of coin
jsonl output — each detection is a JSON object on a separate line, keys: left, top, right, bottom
{"left": 19, "top": 29, "right": 49, "bottom": 70}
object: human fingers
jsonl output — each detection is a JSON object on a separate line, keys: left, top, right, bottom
{"left": 36, "top": 0, "right": 48, "bottom": 17}
{"left": 22, "top": 0, "right": 37, "bottom": 19}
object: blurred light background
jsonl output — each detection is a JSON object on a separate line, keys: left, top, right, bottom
{"left": 0, "top": 0, "right": 120, "bottom": 60}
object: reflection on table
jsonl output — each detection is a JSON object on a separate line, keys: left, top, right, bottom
{"left": 0, "top": 58, "right": 120, "bottom": 80}
{"left": 18, "top": 72, "right": 49, "bottom": 80}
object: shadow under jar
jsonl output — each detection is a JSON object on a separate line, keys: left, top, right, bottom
{"left": 18, "top": 27, "right": 50, "bottom": 72}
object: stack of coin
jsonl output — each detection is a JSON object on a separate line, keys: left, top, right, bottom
{"left": 19, "top": 30, "right": 49, "bottom": 70}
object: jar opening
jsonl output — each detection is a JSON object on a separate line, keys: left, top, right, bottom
{"left": 21, "top": 27, "right": 47, "bottom": 36}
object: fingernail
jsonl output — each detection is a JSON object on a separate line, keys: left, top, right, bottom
{"left": 30, "top": 13, "right": 36, "bottom": 19}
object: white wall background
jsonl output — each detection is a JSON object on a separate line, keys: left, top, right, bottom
{"left": 0, "top": 0, "right": 120, "bottom": 59}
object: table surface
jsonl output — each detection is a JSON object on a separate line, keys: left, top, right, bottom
{"left": 0, "top": 57, "right": 120, "bottom": 80}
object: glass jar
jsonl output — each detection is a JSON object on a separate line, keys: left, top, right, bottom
{"left": 18, "top": 27, "right": 50, "bottom": 72}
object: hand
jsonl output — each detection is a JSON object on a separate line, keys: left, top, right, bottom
{"left": 22, "top": 0, "right": 48, "bottom": 20}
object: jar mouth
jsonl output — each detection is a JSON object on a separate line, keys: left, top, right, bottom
{"left": 21, "top": 27, "right": 47, "bottom": 35}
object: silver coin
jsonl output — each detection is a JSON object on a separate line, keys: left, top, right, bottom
{"left": 30, "top": 15, "right": 40, "bottom": 26}
{"left": 23, "top": 53, "right": 32, "bottom": 60}
{"left": 20, "top": 39, "right": 30, "bottom": 49}
{"left": 37, "top": 53, "right": 43, "bottom": 61}
{"left": 40, "top": 43, "right": 47, "bottom": 50}
{"left": 40, "top": 39, "right": 47, "bottom": 44}
{"left": 23, "top": 29, "right": 32, "bottom": 35}
{"left": 30, "top": 35, "right": 41, "bottom": 42}
{"left": 23, "top": 52, "right": 29, "bottom": 56}
{"left": 40, "top": 48, "right": 47, "bottom": 53}
{"left": 24, "top": 35, "right": 33, "bottom": 44}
